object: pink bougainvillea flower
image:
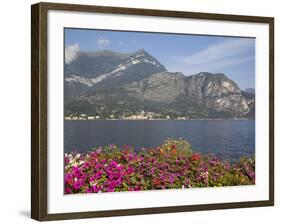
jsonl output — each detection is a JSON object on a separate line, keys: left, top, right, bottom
{"left": 73, "top": 181, "right": 83, "bottom": 190}
{"left": 65, "top": 187, "right": 72, "bottom": 194}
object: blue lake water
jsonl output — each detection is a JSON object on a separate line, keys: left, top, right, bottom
{"left": 64, "top": 120, "right": 255, "bottom": 160}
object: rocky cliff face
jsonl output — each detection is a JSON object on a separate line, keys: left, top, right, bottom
{"left": 64, "top": 49, "right": 255, "bottom": 118}
{"left": 125, "top": 72, "right": 187, "bottom": 103}
{"left": 185, "top": 72, "right": 250, "bottom": 115}
{"left": 123, "top": 72, "right": 253, "bottom": 117}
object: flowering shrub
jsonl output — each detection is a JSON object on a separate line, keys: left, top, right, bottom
{"left": 64, "top": 139, "right": 255, "bottom": 194}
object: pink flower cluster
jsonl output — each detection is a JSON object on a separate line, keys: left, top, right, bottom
{"left": 64, "top": 139, "right": 255, "bottom": 194}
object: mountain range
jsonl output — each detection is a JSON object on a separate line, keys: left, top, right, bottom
{"left": 64, "top": 49, "right": 255, "bottom": 119}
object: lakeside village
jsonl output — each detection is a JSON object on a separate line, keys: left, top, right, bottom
{"left": 64, "top": 110, "right": 249, "bottom": 121}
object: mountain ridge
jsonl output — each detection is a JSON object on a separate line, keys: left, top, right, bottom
{"left": 64, "top": 49, "right": 255, "bottom": 119}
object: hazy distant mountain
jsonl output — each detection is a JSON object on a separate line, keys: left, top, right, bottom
{"left": 244, "top": 88, "right": 255, "bottom": 94}
{"left": 64, "top": 49, "right": 255, "bottom": 119}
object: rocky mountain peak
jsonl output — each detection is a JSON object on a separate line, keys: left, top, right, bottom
{"left": 187, "top": 72, "right": 241, "bottom": 97}
{"left": 127, "top": 49, "right": 167, "bottom": 71}
{"left": 133, "top": 48, "right": 147, "bottom": 54}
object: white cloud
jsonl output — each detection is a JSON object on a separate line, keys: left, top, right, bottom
{"left": 65, "top": 43, "right": 80, "bottom": 64}
{"left": 169, "top": 39, "right": 255, "bottom": 75}
{"left": 96, "top": 37, "right": 110, "bottom": 48}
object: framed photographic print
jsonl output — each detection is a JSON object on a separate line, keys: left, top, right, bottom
{"left": 31, "top": 2, "right": 274, "bottom": 221}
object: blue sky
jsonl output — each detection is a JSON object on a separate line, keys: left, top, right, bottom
{"left": 65, "top": 28, "right": 255, "bottom": 90}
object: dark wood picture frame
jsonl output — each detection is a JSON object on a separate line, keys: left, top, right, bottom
{"left": 31, "top": 2, "right": 274, "bottom": 221}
